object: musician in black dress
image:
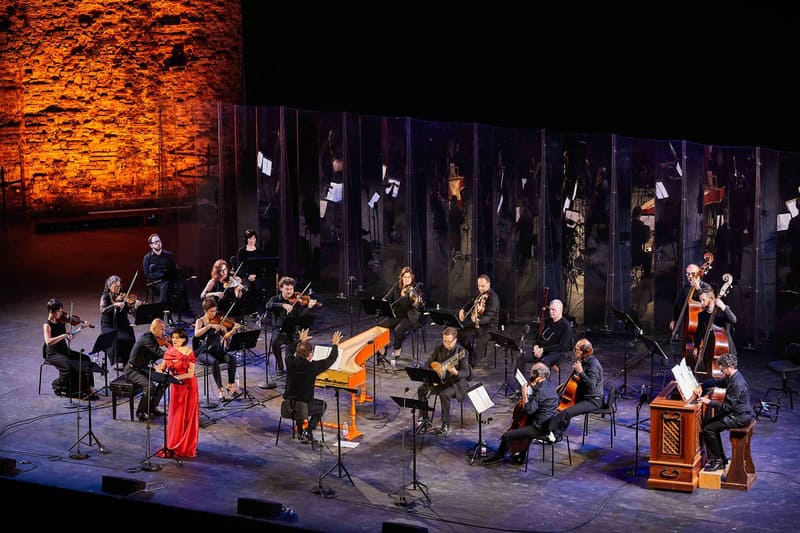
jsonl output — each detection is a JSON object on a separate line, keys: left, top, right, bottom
{"left": 193, "top": 297, "right": 240, "bottom": 401}
{"left": 693, "top": 289, "right": 737, "bottom": 373}
{"left": 418, "top": 327, "right": 472, "bottom": 436}
{"left": 530, "top": 299, "right": 573, "bottom": 369}
{"left": 200, "top": 259, "right": 244, "bottom": 316}
{"left": 143, "top": 233, "right": 178, "bottom": 304}
{"left": 381, "top": 266, "right": 423, "bottom": 363}
{"left": 125, "top": 318, "right": 167, "bottom": 421}
{"left": 457, "top": 274, "right": 499, "bottom": 368}
{"left": 695, "top": 354, "right": 754, "bottom": 471}
{"left": 265, "top": 276, "right": 320, "bottom": 374}
{"left": 669, "top": 263, "right": 711, "bottom": 333}
{"left": 482, "top": 362, "right": 558, "bottom": 465}
{"left": 285, "top": 329, "right": 343, "bottom": 443}
{"left": 43, "top": 299, "right": 96, "bottom": 398}
{"left": 99, "top": 275, "right": 138, "bottom": 366}
{"left": 561, "top": 339, "right": 604, "bottom": 419}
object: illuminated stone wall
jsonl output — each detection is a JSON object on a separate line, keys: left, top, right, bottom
{"left": 0, "top": 0, "right": 242, "bottom": 214}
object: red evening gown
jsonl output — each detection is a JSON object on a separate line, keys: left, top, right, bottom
{"left": 156, "top": 346, "right": 199, "bottom": 458}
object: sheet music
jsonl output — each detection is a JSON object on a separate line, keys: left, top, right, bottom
{"left": 515, "top": 369, "right": 527, "bottom": 389}
{"left": 467, "top": 384, "right": 495, "bottom": 414}
{"left": 671, "top": 358, "right": 699, "bottom": 402}
{"left": 312, "top": 345, "right": 343, "bottom": 371}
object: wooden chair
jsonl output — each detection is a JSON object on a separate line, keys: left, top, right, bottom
{"left": 721, "top": 419, "right": 757, "bottom": 490}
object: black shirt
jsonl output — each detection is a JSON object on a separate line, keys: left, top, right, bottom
{"left": 285, "top": 345, "right": 339, "bottom": 403}
{"left": 538, "top": 317, "right": 572, "bottom": 354}
{"left": 128, "top": 332, "right": 165, "bottom": 369}
{"left": 143, "top": 250, "right": 177, "bottom": 283}
{"left": 703, "top": 370, "right": 754, "bottom": 427}
{"left": 460, "top": 289, "right": 500, "bottom": 329}
{"left": 523, "top": 380, "right": 559, "bottom": 432}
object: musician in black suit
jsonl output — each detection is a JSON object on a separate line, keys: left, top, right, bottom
{"left": 482, "top": 362, "right": 559, "bottom": 465}
{"left": 284, "top": 329, "right": 342, "bottom": 443}
{"left": 265, "top": 276, "right": 321, "bottom": 374}
{"left": 417, "top": 327, "right": 472, "bottom": 436}
{"left": 561, "top": 339, "right": 604, "bottom": 419}
{"left": 530, "top": 299, "right": 573, "bottom": 369}
{"left": 143, "top": 233, "right": 178, "bottom": 304}
{"left": 457, "top": 274, "right": 499, "bottom": 368}
{"left": 695, "top": 354, "right": 754, "bottom": 471}
{"left": 125, "top": 318, "right": 167, "bottom": 421}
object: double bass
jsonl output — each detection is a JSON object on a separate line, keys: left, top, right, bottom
{"left": 693, "top": 273, "right": 734, "bottom": 376}
{"left": 672, "top": 253, "right": 714, "bottom": 361}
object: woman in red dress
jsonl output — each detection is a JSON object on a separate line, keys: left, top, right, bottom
{"left": 156, "top": 327, "right": 199, "bottom": 458}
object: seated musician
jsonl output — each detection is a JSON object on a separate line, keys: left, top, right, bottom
{"left": 143, "top": 233, "right": 178, "bottom": 304}
{"left": 529, "top": 299, "right": 573, "bottom": 371}
{"left": 694, "top": 354, "right": 754, "bottom": 471}
{"left": 194, "top": 297, "right": 241, "bottom": 401}
{"left": 285, "top": 328, "right": 343, "bottom": 443}
{"left": 482, "top": 362, "right": 558, "bottom": 466}
{"left": 669, "top": 263, "right": 711, "bottom": 333}
{"left": 457, "top": 274, "right": 499, "bottom": 368}
{"left": 125, "top": 318, "right": 167, "bottom": 421}
{"left": 417, "top": 326, "right": 471, "bottom": 436}
{"left": 693, "top": 289, "right": 737, "bottom": 366}
{"left": 100, "top": 274, "right": 140, "bottom": 367}
{"left": 43, "top": 298, "right": 96, "bottom": 399}
{"left": 200, "top": 259, "right": 244, "bottom": 316}
{"left": 381, "top": 266, "right": 423, "bottom": 364}
{"left": 266, "top": 276, "right": 320, "bottom": 375}
{"left": 561, "top": 339, "right": 604, "bottom": 420}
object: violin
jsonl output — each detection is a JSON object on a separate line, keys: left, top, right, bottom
{"left": 156, "top": 334, "right": 172, "bottom": 348}
{"left": 210, "top": 312, "right": 240, "bottom": 331}
{"left": 58, "top": 314, "right": 95, "bottom": 329}
{"left": 288, "top": 291, "right": 322, "bottom": 308}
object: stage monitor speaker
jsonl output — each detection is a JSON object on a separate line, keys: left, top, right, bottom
{"left": 101, "top": 475, "right": 146, "bottom": 496}
{"left": 0, "top": 457, "right": 15, "bottom": 474}
{"left": 382, "top": 522, "right": 429, "bottom": 533}
{"left": 237, "top": 497, "right": 283, "bottom": 519}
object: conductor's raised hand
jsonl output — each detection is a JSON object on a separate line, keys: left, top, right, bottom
{"left": 331, "top": 330, "right": 343, "bottom": 346}
{"left": 298, "top": 328, "right": 312, "bottom": 342}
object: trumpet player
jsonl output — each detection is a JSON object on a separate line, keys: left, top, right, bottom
{"left": 417, "top": 327, "right": 471, "bottom": 436}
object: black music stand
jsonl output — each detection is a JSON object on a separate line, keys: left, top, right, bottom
{"left": 465, "top": 382, "right": 495, "bottom": 465}
{"left": 388, "top": 395, "right": 434, "bottom": 508}
{"left": 89, "top": 330, "right": 117, "bottom": 396}
{"left": 611, "top": 306, "right": 644, "bottom": 398}
{"left": 428, "top": 310, "right": 464, "bottom": 329}
{"left": 405, "top": 366, "right": 442, "bottom": 435}
{"left": 227, "top": 329, "right": 261, "bottom": 402}
{"left": 135, "top": 303, "right": 166, "bottom": 326}
{"left": 639, "top": 334, "right": 669, "bottom": 394}
{"left": 360, "top": 298, "right": 394, "bottom": 371}
{"left": 148, "top": 370, "right": 183, "bottom": 465}
{"left": 319, "top": 384, "right": 358, "bottom": 488}
{"left": 489, "top": 331, "right": 520, "bottom": 399}
{"left": 67, "top": 356, "right": 107, "bottom": 459}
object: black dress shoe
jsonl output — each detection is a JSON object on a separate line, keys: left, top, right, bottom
{"left": 437, "top": 423, "right": 450, "bottom": 436}
{"left": 137, "top": 412, "right": 149, "bottom": 422}
{"left": 703, "top": 459, "right": 723, "bottom": 472}
{"left": 481, "top": 453, "right": 504, "bottom": 465}
{"left": 149, "top": 408, "right": 164, "bottom": 417}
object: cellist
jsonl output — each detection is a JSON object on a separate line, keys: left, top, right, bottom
{"left": 561, "top": 339, "right": 604, "bottom": 420}
{"left": 482, "top": 362, "right": 558, "bottom": 466}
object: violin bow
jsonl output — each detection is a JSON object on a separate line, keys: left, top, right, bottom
{"left": 290, "top": 282, "right": 313, "bottom": 312}
{"left": 120, "top": 271, "right": 138, "bottom": 307}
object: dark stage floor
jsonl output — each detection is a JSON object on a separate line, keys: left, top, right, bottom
{"left": 1, "top": 221, "right": 799, "bottom": 532}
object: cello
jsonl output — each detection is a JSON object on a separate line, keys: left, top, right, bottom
{"left": 693, "top": 273, "right": 734, "bottom": 377}
{"left": 506, "top": 372, "right": 542, "bottom": 455}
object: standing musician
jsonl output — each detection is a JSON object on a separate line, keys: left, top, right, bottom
{"left": 694, "top": 354, "right": 754, "bottom": 471}
{"left": 43, "top": 299, "right": 96, "bottom": 399}
{"left": 143, "top": 233, "right": 178, "bottom": 304}
{"left": 530, "top": 299, "right": 573, "bottom": 370}
{"left": 561, "top": 339, "right": 604, "bottom": 420}
{"left": 125, "top": 318, "right": 167, "bottom": 421}
{"left": 381, "top": 266, "right": 423, "bottom": 364}
{"left": 236, "top": 229, "right": 267, "bottom": 310}
{"left": 417, "top": 327, "right": 471, "bottom": 436}
{"left": 265, "top": 276, "right": 321, "bottom": 375}
{"left": 693, "top": 289, "right": 737, "bottom": 371}
{"left": 457, "top": 274, "right": 499, "bottom": 368}
{"left": 669, "top": 263, "right": 711, "bottom": 333}
{"left": 99, "top": 275, "right": 140, "bottom": 367}
{"left": 194, "top": 297, "right": 241, "bottom": 401}
{"left": 200, "top": 259, "right": 244, "bottom": 316}
{"left": 482, "top": 362, "right": 558, "bottom": 466}
{"left": 285, "top": 328, "right": 343, "bottom": 444}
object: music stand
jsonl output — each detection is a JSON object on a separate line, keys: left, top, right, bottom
{"left": 135, "top": 303, "right": 166, "bottom": 326}
{"left": 148, "top": 370, "right": 183, "bottom": 465}
{"left": 388, "top": 395, "right": 434, "bottom": 508}
{"left": 89, "top": 330, "right": 117, "bottom": 395}
{"left": 465, "top": 383, "right": 495, "bottom": 465}
{"left": 226, "top": 329, "right": 261, "bottom": 401}
{"left": 428, "top": 310, "right": 464, "bottom": 329}
{"left": 611, "top": 306, "right": 643, "bottom": 398}
{"left": 319, "top": 384, "right": 358, "bottom": 488}
{"left": 488, "top": 331, "right": 520, "bottom": 398}
{"left": 360, "top": 298, "right": 394, "bottom": 371}
{"left": 638, "top": 334, "right": 669, "bottom": 394}
{"left": 405, "top": 366, "right": 442, "bottom": 435}
{"left": 67, "top": 356, "right": 107, "bottom": 459}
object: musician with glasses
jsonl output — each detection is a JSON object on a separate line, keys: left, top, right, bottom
{"left": 99, "top": 275, "right": 139, "bottom": 367}
{"left": 530, "top": 299, "right": 573, "bottom": 370}
{"left": 669, "top": 263, "right": 711, "bottom": 333}
{"left": 143, "top": 233, "right": 178, "bottom": 305}
{"left": 417, "top": 327, "right": 471, "bottom": 436}
{"left": 457, "top": 274, "right": 499, "bottom": 368}
{"left": 561, "top": 339, "right": 604, "bottom": 420}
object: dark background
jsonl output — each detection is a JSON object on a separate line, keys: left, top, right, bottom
{"left": 242, "top": 3, "right": 800, "bottom": 151}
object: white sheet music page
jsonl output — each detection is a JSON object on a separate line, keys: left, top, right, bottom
{"left": 467, "top": 385, "right": 495, "bottom": 414}
{"left": 671, "top": 358, "right": 699, "bottom": 402}
{"left": 515, "top": 369, "right": 527, "bottom": 389}
{"left": 312, "top": 345, "right": 342, "bottom": 371}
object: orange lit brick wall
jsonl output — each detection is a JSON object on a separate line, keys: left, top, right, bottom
{"left": 0, "top": 0, "right": 242, "bottom": 214}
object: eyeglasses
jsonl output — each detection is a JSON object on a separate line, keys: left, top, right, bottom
{"left": 686, "top": 272, "right": 698, "bottom": 278}
{"left": 150, "top": 240, "right": 161, "bottom": 245}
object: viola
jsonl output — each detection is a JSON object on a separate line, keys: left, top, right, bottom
{"left": 58, "top": 314, "right": 95, "bottom": 329}
{"left": 288, "top": 291, "right": 322, "bottom": 308}
{"left": 210, "top": 312, "right": 239, "bottom": 330}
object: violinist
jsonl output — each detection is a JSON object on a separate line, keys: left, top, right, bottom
{"left": 457, "top": 274, "right": 499, "bottom": 368}
{"left": 125, "top": 318, "right": 167, "bottom": 421}
{"left": 693, "top": 289, "right": 737, "bottom": 365}
{"left": 194, "top": 297, "right": 241, "bottom": 401}
{"left": 530, "top": 299, "right": 573, "bottom": 370}
{"left": 694, "top": 354, "right": 753, "bottom": 472}
{"left": 381, "top": 266, "right": 423, "bottom": 364}
{"left": 265, "top": 276, "right": 320, "bottom": 375}
{"left": 43, "top": 299, "right": 96, "bottom": 399}
{"left": 99, "top": 275, "right": 140, "bottom": 367}
{"left": 669, "top": 263, "right": 711, "bottom": 333}
{"left": 482, "top": 362, "right": 558, "bottom": 466}
{"left": 200, "top": 259, "right": 243, "bottom": 316}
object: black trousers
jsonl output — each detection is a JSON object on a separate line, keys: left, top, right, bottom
{"left": 418, "top": 383, "right": 457, "bottom": 425}
{"left": 124, "top": 366, "right": 165, "bottom": 415}
{"left": 458, "top": 325, "right": 491, "bottom": 367}
{"left": 702, "top": 413, "right": 737, "bottom": 462}
{"left": 380, "top": 317, "right": 414, "bottom": 352}
{"left": 496, "top": 424, "right": 547, "bottom": 456}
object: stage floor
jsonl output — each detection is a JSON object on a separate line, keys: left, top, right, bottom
{"left": 0, "top": 222, "right": 798, "bottom": 531}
